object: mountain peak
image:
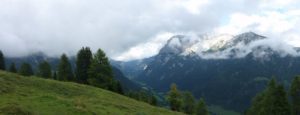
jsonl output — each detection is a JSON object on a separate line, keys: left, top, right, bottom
{"left": 159, "top": 35, "right": 198, "bottom": 55}
{"left": 232, "top": 32, "right": 266, "bottom": 45}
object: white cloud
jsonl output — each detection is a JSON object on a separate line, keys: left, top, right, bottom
{"left": 0, "top": 0, "right": 299, "bottom": 60}
{"left": 114, "top": 32, "right": 174, "bottom": 61}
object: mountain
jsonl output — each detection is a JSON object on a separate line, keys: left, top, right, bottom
{"left": 121, "top": 32, "right": 300, "bottom": 112}
{"left": 0, "top": 70, "right": 182, "bottom": 114}
{"left": 110, "top": 58, "right": 154, "bottom": 79}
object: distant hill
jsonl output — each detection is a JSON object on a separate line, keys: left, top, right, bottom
{"left": 0, "top": 71, "right": 182, "bottom": 115}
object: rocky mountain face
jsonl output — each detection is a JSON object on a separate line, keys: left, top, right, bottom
{"left": 117, "top": 32, "right": 300, "bottom": 112}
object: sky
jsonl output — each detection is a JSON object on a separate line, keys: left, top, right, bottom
{"left": 0, "top": 0, "right": 300, "bottom": 61}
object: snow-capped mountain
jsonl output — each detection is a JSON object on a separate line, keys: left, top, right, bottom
{"left": 114, "top": 32, "right": 300, "bottom": 112}
{"left": 157, "top": 32, "right": 299, "bottom": 59}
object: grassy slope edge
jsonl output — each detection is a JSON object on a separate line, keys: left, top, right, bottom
{"left": 0, "top": 71, "right": 182, "bottom": 115}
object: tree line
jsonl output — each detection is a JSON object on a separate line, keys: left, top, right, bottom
{"left": 166, "top": 83, "right": 209, "bottom": 115}
{"left": 0, "top": 48, "right": 123, "bottom": 94}
{"left": 0, "top": 49, "right": 162, "bottom": 107}
{"left": 246, "top": 77, "right": 300, "bottom": 115}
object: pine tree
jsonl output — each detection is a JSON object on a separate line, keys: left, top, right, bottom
{"left": 53, "top": 71, "right": 57, "bottom": 80}
{"left": 246, "top": 90, "right": 267, "bottom": 115}
{"left": 247, "top": 78, "right": 291, "bottom": 115}
{"left": 88, "top": 49, "right": 114, "bottom": 89}
{"left": 150, "top": 95, "right": 157, "bottom": 106}
{"left": 19, "top": 63, "right": 33, "bottom": 76}
{"left": 9, "top": 63, "right": 17, "bottom": 73}
{"left": 57, "top": 54, "right": 74, "bottom": 81}
{"left": 37, "top": 61, "right": 52, "bottom": 79}
{"left": 75, "top": 47, "right": 92, "bottom": 84}
{"left": 290, "top": 76, "right": 300, "bottom": 115}
{"left": 0, "top": 50, "right": 5, "bottom": 70}
{"left": 273, "top": 85, "right": 291, "bottom": 115}
{"left": 182, "top": 91, "right": 196, "bottom": 114}
{"left": 166, "top": 83, "right": 182, "bottom": 111}
{"left": 115, "top": 81, "right": 124, "bottom": 94}
{"left": 196, "top": 98, "right": 209, "bottom": 115}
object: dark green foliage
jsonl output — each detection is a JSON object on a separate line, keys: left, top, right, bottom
{"left": 88, "top": 49, "right": 114, "bottom": 89}
{"left": 75, "top": 47, "right": 92, "bottom": 84}
{"left": 57, "top": 54, "right": 74, "bottom": 81}
{"left": 196, "top": 98, "right": 209, "bottom": 115}
{"left": 166, "top": 83, "right": 182, "bottom": 111}
{"left": 53, "top": 71, "right": 57, "bottom": 80}
{"left": 18, "top": 63, "right": 33, "bottom": 76}
{"left": 111, "top": 80, "right": 124, "bottom": 94}
{"left": 8, "top": 63, "right": 17, "bottom": 73}
{"left": 182, "top": 92, "right": 196, "bottom": 114}
{"left": 290, "top": 76, "right": 300, "bottom": 115}
{"left": 37, "top": 61, "right": 52, "bottom": 79}
{"left": 0, "top": 51, "right": 5, "bottom": 70}
{"left": 246, "top": 78, "right": 291, "bottom": 115}
{"left": 150, "top": 95, "right": 157, "bottom": 106}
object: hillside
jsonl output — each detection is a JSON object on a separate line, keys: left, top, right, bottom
{"left": 0, "top": 71, "right": 182, "bottom": 115}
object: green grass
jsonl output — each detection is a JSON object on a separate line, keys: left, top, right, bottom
{"left": 0, "top": 71, "right": 183, "bottom": 115}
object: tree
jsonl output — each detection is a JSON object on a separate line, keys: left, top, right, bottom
{"left": 8, "top": 63, "right": 17, "bottom": 73}
{"left": 75, "top": 47, "right": 92, "bottom": 84}
{"left": 0, "top": 50, "right": 5, "bottom": 70}
{"left": 182, "top": 91, "right": 196, "bottom": 114}
{"left": 114, "top": 81, "right": 124, "bottom": 94}
{"left": 247, "top": 78, "right": 291, "bottom": 115}
{"left": 53, "top": 71, "right": 57, "bottom": 80}
{"left": 88, "top": 49, "right": 114, "bottom": 89}
{"left": 196, "top": 98, "right": 209, "bottom": 115}
{"left": 150, "top": 95, "right": 157, "bottom": 106}
{"left": 166, "top": 83, "right": 182, "bottom": 111}
{"left": 37, "top": 61, "right": 52, "bottom": 79}
{"left": 290, "top": 76, "right": 300, "bottom": 115}
{"left": 18, "top": 63, "right": 33, "bottom": 76}
{"left": 57, "top": 54, "right": 74, "bottom": 81}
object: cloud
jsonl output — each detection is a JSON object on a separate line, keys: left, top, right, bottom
{"left": 0, "top": 0, "right": 299, "bottom": 60}
{"left": 0, "top": 0, "right": 220, "bottom": 58}
{"left": 114, "top": 32, "right": 174, "bottom": 61}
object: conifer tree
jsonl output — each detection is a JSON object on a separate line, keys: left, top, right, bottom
{"left": 0, "top": 50, "right": 5, "bottom": 70}
{"left": 150, "top": 95, "right": 157, "bottom": 106}
{"left": 196, "top": 98, "right": 209, "bottom": 115}
{"left": 166, "top": 83, "right": 182, "bottom": 111}
{"left": 114, "top": 81, "right": 124, "bottom": 94}
{"left": 9, "top": 63, "right": 17, "bottom": 73}
{"left": 75, "top": 47, "right": 92, "bottom": 84}
{"left": 290, "top": 76, "right": 300, "bottom": 115}
{"left": 37, "top": 61, "right": 52, "bottom": 79}
{"left": 57, "top": 54, "right": 74, "bottom": 81}
{"left": 182, "top": 91, "right": 196, "bottom": 114}
{"left": 19, "top": 62, "right": 33, "bottom": 76}
{"left": 247, "top": 78, "right": 291, "bottom": 115}
{"left": 88, "top": 49, "right": 114, "bottom": 89}
{"left": 53, "top": 71, "right": 57, "bottom": 80}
